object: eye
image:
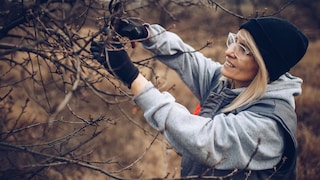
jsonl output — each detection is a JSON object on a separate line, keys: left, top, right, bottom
{"left": 239, "top": 44, "right": 250, "bottom": 55}
{"left": 239, "top": 44, "right": 246, "bottom": 52}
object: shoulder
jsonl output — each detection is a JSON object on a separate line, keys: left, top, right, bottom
{"left": 235, "top": 98, "right": 294, "bottom": 116}
{"left": 234, "top": 98, "right": 297, "bottom": 135}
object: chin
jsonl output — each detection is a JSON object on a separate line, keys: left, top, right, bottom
{"left": 220, "top": 68, "right": 233, "bottom": 79}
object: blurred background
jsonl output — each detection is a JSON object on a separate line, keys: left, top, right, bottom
{"left": 0, "top": 0, "right": 319, "bottom": 179}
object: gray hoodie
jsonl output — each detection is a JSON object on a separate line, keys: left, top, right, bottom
{"left": 134, "top": 24, "right": 301, "bottom": 179}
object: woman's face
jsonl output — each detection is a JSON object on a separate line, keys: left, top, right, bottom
{"left": 221, "top": 32, "right": 258, "bottom": 88}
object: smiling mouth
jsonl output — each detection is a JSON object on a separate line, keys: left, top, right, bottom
{"left": 224, "top": 60, "right": 235, "bottom": 68}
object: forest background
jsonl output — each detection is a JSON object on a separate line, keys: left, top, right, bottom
{"left": 0, "top": 0, "right": 319, "bottom": 179}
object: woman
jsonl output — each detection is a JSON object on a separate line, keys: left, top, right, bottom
{"left": 90, "top": 17, "right": 308, "bottom": 179}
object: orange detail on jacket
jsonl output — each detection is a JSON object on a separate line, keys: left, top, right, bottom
{"left": 193, "top": 104, "right": 201, "bottom": 115}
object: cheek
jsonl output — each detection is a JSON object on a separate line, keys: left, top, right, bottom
{"left": 242, "top": 59, "right": 259, "bottom": 79}
{"left": 221, "top": 59, "right": 259, "bottom": 81}
{"left": 245, "top": 64, "right": 259, "bottom": 79}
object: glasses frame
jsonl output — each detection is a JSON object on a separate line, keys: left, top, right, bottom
{"left": 226, "top": 32, "right": 251, "bottom": 59}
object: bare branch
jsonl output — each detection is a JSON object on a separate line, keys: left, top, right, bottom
{"left": 0, "top": 141, "right": 125, "bottom": 180}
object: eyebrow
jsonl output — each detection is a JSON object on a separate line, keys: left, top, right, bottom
{"left": 235, "top": 33, "right": 244, "bottom": 43}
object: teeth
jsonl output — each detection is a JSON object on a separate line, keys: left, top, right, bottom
{"left": 225, "top": 61, "right": 234, "bottom": 67}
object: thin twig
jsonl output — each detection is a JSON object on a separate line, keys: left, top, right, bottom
{"left": 0, "top": 142, "right": 126, "bottom": 180}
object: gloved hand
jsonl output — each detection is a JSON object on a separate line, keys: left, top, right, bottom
{"left": 90, "top": 40, "right": 139, "bottom": 88}
{"left": 113, "top": 18, "right": 149, "bottom": 40}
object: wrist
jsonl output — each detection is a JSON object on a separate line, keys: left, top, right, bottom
{"left": 131, "top": 24, "right": 150, "bottom": 42}
{"left": 131, "top": 74, "right": 148, "bottom": 96}
{"left": 141, "top": 24, "right": 151, "bottom": 40}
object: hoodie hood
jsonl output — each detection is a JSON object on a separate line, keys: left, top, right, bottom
{"left": 262, "top": 73, "right": 302, "bottom": 109}
{"left": 222, "top": 72, "right": 302, "bottom": 109}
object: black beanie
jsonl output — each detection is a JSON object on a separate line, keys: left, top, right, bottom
{"left": 240, "top": 17, "right": 309, "bottom": 81}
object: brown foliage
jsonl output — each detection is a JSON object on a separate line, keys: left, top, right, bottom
{"left": 0, "top": 0, "right": 319, "bottom": 179}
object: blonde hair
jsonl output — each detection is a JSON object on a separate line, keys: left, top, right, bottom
{"left": 221, "top": 29, "right": 269, "bottom": 113}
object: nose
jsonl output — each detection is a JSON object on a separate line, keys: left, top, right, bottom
{"left": 225, "top": 44, "right": 236, "bottom": 58}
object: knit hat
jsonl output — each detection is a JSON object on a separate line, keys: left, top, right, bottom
{"left": 240, "top": 17, "right": 308, "bottom": 81}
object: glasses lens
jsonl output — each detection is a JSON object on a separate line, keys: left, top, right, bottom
{"left": 236, "top": 44, "right": 246, "bottom": 56}
{"left": 227, "top": 32, "right": 250, "bottom": 59}
{"left": 227, "top": 33, "right": 236, "bottom": 47}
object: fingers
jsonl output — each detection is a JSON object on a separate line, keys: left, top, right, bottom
{"left": 90, "top": 41, "right": 104, "bottom": 52}
{"left": 91, "top": 41, "right": 104, "bottom": 48}
{"left": 90, "top": 41, "right": 106, "bottom": 64}
{"left": 90, "top": 46, "right": 101, "bottom": 53}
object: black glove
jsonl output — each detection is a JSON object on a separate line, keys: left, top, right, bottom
{"left": 90, "top": 40, "right": 139, "bottom": 88}
{"left": 113, "top": 18, "right": 149, "bottom": 40}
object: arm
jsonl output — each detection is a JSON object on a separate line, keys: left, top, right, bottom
{"left": 114, "top": 19, "right": 222, "bottom": 100}
{"left": 91, "top": 22, "right": 284, "bottom": 170}
{"left": 131, "top": 73, "right": 148, "bottom": 96}
{"left": 133, "top": 81, "right": 285, "bottom": 170}
{"left": 142, "top": 24, "right": 222, "bottom": 100}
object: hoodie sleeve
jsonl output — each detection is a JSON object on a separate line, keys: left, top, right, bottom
{"left": 134, "top": 82, "right": 284, "bottom": 170}
{"left": 142, "top": 24, "right": 222, "bottom": 100}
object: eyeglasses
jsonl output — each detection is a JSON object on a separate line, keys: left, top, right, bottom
{"left": 226, "top": 32, "right": 251, "bottom": 59}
